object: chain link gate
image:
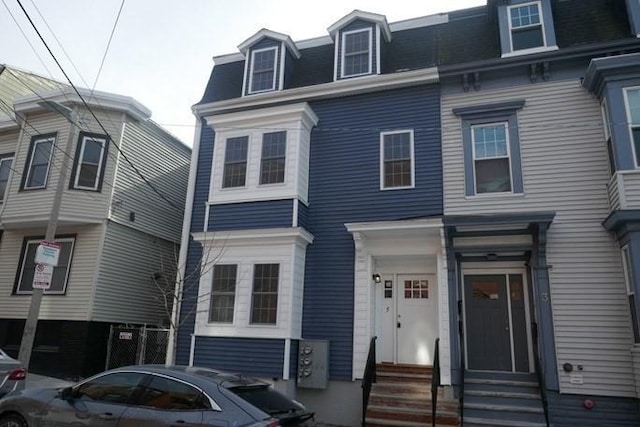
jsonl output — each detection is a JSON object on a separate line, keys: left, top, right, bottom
{"left": 105, "top": 325, "right": 170, "bottom": 369}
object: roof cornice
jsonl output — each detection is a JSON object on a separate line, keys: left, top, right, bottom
{"left": 583, "top": 52, "right": 640, "bottom": 97}
{"left": 13, "top": 86, "right": 151, "bottom": 121}
{"left": 193, "top": 67, "right": 438, "bottom": 116}
{"left": 238, "top": 28, "right": 301, "bottom": 59}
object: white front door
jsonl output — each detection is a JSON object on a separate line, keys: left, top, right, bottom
{"left": 376, "top": 274, "right": 438, "bottom": 365}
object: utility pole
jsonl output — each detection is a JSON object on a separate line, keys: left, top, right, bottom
{"left": 18, "top": 101, "right": 78, "bottom": 368}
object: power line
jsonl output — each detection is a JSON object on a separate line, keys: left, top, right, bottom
{"left": 15, "top": 0, "right": 181, "bottom": 210}
{"left": 92, "top": 0, "right": 125, "bottom": 92}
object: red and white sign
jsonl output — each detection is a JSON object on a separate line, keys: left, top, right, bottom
{"left": 33, "top": 263, "right": 53, "bottom": 290}
{"left": 35, "top": 241, "right": 61, "bottom": 266}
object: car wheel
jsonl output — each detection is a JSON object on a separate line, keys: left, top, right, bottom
{"left": 0, "top": 414, "right": 27, "bottom": 427}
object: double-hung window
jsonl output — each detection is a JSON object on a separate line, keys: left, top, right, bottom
{"left": 23, "top": 135, "right": 54, "bottom": 190}
{"left": 0, "top": 154, "right": 14, "bottom": 202}
{"left": 381, "top": 130, "right": 414, "bottom": 189}
{"left": 222, "top": 136, "right": 249, "bottom": 188}
{"left": 249, "top": 47, "right": 277, "bottom": 94}
{"left": 72, "top": 133, "right": 107, "bottom": 191}
{"left": 508, "top": 2, "right": 544, "bottom": 51}
{"left": 342, "top": 28, "right": 371, "bottom": 77}
{"left": 209, "top": 264, "right": 237, "bottom": 323}
{"left": 625, "top": 88, "right": 640, "bottom": 168}
{"left": 250, "top": 263, "right": 279, "bottom": 325}
{"left": 15, "top": 237, "right": 75, "bottom": 294}
{"left": 622, "top": 245, "right": 640, "bottom": 343}
{"left": 260, "top": 131, "right": 286, "bottom": 185}
{"left": 472, "top": 123, "right": 512, "bottom": 194}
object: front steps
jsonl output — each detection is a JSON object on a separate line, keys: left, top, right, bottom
{"left": 365, "top": 363, "right": 459, "bottom": 427}
{"left": 462, "top": 371, "right": 546, "bottom": 427}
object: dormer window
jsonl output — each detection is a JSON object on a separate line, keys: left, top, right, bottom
{"left": 249, "top": 47, "right": 277, "bottom": 93}
{"left": 498, "top": 0, "right": 557, "bottom": 57}
{"left": 328, "top": 10, "right": 392, "bottom": 81}
{"left": 509, "top": 2, "right": 544, "bottom": 51}
{"left": 239, "top": 29, "right": 301, "bottom": 97}
{"left": 342, "top": 28, "right": 372, "bottom": 78}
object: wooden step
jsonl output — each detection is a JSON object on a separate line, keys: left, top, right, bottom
{"left": 377, "top": 363, "right": 433, "bottom": 375}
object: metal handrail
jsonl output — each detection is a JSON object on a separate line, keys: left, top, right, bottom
{"left": 458, "top": 300, "right": 465, "bottom": 427}
{"left": 431, "top": 338, "right": 441, "bottom": 427}
{"left": 532, "top": 322, "right": 550, "bottom": 427}
{"left": 361, "top": 336, "right": 377, "bottom": 427}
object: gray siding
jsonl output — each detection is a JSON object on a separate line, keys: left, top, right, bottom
{"left": 548, "top": 391, "right": 640, "bottom": 426}
{"left": 614, "top": 172, "right": 640, "bottom": 209}
{"left": 111, "top": 120, "right": 190, "bottom": 243}
{"left": 1, "top": 109, "right": 122, "bottom": 226}
{"left": 0, "top": 225, "right": 102, "bottom": 321}
{"left": 91, "top": 220, "right": 178, "bottom": 324}
{"left": 0, "top": 68, "right": 64, "bottom": 118}
{"left": 443, "top": 79, "right": 636, "bottom": 397}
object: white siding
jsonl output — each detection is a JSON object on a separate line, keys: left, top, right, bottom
{"left": 111, "top": 120, "right": 189, "bottom": 243}
{"left": 91, "top": 220, "right": 178, "bottom": 324}
{"left": 0, "top": 224, "right": 102, "bottom": 321}
{"left": 1, "top": 109, "right": 122, "bottom": 226}
{"left": 443, "top": 79, "right": 635, "bottom": 397}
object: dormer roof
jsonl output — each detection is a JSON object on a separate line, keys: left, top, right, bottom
{"left": 327, "top": 10, "right": 392, "bottom": 42}
{"left": 238, "top": 28, "right": 301, "bottom": 59}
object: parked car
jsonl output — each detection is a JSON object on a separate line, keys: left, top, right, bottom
{"left": 0, "top": 365, "right": 313, "bottom": 427}
{"left": 0, "top": 349, "right": 26, "bottom": 399}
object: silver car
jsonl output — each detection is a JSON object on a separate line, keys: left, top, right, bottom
{"left": 0, "top": 349, "right": 26, "bottom": 399}
{"left": 0, "top": 365, "right": 313, "bottom": 427}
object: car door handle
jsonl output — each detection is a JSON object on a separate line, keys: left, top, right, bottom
{"left": 98, "top": 412, "right": 116, "bottom": 421}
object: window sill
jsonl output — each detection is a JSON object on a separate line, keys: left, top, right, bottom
{"left": 501, "top": 45, "right": 558, "bottom": 59}
{"left": 380, "top": 185, "right": 415, "bottom": 191}
{"left": 465, "top": 192, "right": 525, "bottom": 200}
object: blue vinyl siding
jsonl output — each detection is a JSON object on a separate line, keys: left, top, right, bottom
{"left": 304, "top": 86, "right": 442, "bottom": 379}
{"left": 176, "top": 122, "right": 215, "bottom": 365}
{"left": 548, "top": 392, "right": 640, "bottom": 426}
{"left": 194, "top": 336, "right": 285, "bottom": 378}
{"left": 298, "top": 201, "right": 309, "bottom": 229}
{"left": 208, "top": 199, "right": 293, "bottom": 231}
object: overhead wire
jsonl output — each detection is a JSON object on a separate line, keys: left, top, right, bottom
{"left": 14, "top": 0, "right": 182, "bottom": 211}
{"left": 91, "top": 0, "right": 125, "bottom": 92}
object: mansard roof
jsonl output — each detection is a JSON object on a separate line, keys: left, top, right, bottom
{"left": 197, "top": 0, "right": 637, "bottom": 106}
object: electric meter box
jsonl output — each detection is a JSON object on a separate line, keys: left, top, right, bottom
{"left": 297, "top": 339, "right": 329, "bottom": 389}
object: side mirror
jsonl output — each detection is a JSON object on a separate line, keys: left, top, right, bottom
{"left": 59, "top": 387, "right": 75, "bottom": 401}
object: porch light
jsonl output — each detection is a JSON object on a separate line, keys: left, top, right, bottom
{"left": 372, "top": 273, "right": 382, "bottom": 283}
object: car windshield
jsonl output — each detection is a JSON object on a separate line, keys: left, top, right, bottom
{"left": 230, "top": 386, "right": 301, "bottom": 415}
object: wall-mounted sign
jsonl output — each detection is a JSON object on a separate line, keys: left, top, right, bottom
{"left": 384, "top": 280, "right": 393, "bottom": 298}
{"left": 119, "top": 332, "right": 133, "bottom": 340}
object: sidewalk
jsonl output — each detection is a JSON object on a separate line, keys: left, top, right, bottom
{"left": 25, "top": 373, "right": 74, "bottom": 389}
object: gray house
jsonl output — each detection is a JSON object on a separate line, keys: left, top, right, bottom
{"left": 0, "top": 66, "right": 190, "bottom": 379}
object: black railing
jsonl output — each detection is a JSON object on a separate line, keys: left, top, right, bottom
{"left": 431, "top": 338, "right": 441, "bottom": 427}
{"left": 458, "top": 300, "right": 466, "bottom": 426}
{"left": 532, "top": 322, "right": 550, "bottom": 427}
{"left": 361, "top": 336, "right": 377, "bottom": 427}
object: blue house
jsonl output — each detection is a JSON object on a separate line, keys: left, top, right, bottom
{"left": 176, "top": 2, "right": 640, "bottom": 426}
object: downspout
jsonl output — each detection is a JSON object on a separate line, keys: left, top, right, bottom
{"left": 166, "top": 116, "right": 202, "bottom": 365}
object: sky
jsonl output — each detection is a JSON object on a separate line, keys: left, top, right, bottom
{"left": 1, "top": 0, "right": 485, "bottom": 146}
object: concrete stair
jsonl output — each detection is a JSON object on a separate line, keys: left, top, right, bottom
{"left": 462, "top": 371, "right": 547, "bottom": 427}
{"left": 365, "top": 363, "right": 459, "bottom": 427}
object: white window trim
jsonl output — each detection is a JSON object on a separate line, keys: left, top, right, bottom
{"left": 622, "top": 245, "right": 635, "bottom": 297}
{"left": 248, "top": 46, "right": 278, "bottom": 94}
{"left": 24, "top": 136, "right": 54, "bottom": 190}
{"left": 73, "top": 135, "right": 106, "bottom": 191}
{"left": 471, "top": 122, "right": 514, "bottom": 195}
{"left": 507, "top": 1, "right": 547, "bottom": 53}
{"left": 0, "top": 155, "right": 14, "bottom": 202}
{"left": 16, "top": 237, "right": 75, "bottom": 295}
{"left": 623, "top": 86, "right": 640, "bottom": 168}
{"left": 221, "top": 135, "right": 250, "bottom": 190}
{"left": 341, "top": 27, "right": 373, "bottom": 79}
{"left": 258, "top": 131, "right": 287, "bottom": 187}
{"left": 379, "top": 130, "right": 415, "bottom": 190}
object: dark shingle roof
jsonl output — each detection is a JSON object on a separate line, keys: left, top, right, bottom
{"left": 197, "top": 0, "right": 635, "bottom": 106}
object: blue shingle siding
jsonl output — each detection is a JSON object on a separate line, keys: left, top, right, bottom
{"left": 547, "top": 391, "right": 640, "bottom": 426}
{"left": 194, "top": 336, "right": 285, "bottom": 378}
{"left": 303, "top": 85, "right": 442, "bottom": 379}
{"left": 176, "top": 122, "right": 215, "bottom": 365}
{"left": 208, "top": 199, "right": 294, "bottom": 231}
{"left": 298, "top": 201, "right": 309, "bottom": 229}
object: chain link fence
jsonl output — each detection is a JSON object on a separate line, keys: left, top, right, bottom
{"left": 105, "top": 325, "right": 169, "bottom": 369}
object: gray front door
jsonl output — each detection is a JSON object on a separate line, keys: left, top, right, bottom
{"left": 465, "top": 275, "right": 512, "bottom": 371}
